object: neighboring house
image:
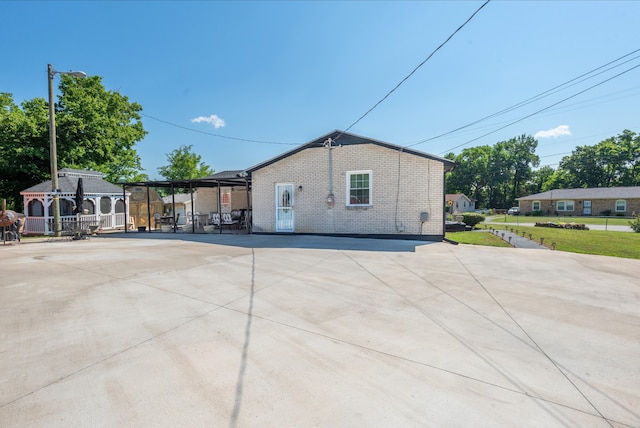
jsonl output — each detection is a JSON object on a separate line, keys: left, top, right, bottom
{"left": 247, "top": 130, "right": 456, "bottom": 240}
{"left": 20, "top": 168, "right": 130, "bottom": 235}
{"left": 446, "top": 194, "right": 475, "bottom": 213}
{"left": 162, "top": 193, "right": 196, "bottom": 225}
{"left": 517, "top": 187, "right": 640, "bottom": 216}
{"left": 195, "top": 170, "right": 251, "bottom": 215}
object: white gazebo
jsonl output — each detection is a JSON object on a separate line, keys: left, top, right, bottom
{"left": 20, "top": 168, "right": 130, "bottom": 235}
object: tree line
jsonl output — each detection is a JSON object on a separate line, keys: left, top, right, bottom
{"left": 445, "top": 129, "right": 640, "bottom": 209}
{"left": 1, "top": 76, "right": 213, "bottom": 210}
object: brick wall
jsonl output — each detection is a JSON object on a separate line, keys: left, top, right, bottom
{"left": 252, "top": 144, "right": 445, "bottom": 235}
{"left": 520, "top": 198, "right": 640, "bottom": 216}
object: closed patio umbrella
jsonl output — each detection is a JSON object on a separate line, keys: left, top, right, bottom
{"left": 74, "top": 177, "right": 84, "bottom": 214}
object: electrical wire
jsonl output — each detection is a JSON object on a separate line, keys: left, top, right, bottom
{"left": 140, "top": 113, "right": 297, "bottom": 146}
{"left": 333, "top": 0, "right": 491, "bottom": 144}
{"left": 436, "top": 63, "right": 640, "bottom": 155}
{"left": 406, "top": 48, "right": 640, "bottom": 148}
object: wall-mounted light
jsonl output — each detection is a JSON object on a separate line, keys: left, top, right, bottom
{"left": 298, "top": 185, "right": 303, "bottom": 191}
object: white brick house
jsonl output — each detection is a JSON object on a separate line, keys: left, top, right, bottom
{"left": 247, "top": 131, "right": 456, "bottom": 240}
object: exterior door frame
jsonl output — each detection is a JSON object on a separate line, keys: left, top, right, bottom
{"left": 583, "top": 200, "right": 592, "bottom": 215}
{"left": 275, "top": 183, "right": 294, "bottom": 232}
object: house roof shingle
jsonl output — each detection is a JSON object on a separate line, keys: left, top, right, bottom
{"left": 20, "top": 168, "right": 124, "bottom": 194}
{"left": 517, "top": 187, "right": 640, "bottom": 201}
{"left": 247, "top": 130, "right": 456, "bottom": 173}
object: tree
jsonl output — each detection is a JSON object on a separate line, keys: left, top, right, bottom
{"left": 445, "top": 146, "right": 491, "bottom": 208}
{"left": 0, "top": 77, "right": 147, "bottom": 210}
{"left": 56, "top": 75, "right": 147, "bottom": 183}
{"left": 504, "top": 134, "right": 539, "bottom": 203}
{"left": 158, "top": 145, "right": 213, "bottom": 182}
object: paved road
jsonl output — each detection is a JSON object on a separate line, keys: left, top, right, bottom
{"left": 1, "top": 234, "right": 639, "bottom": 427}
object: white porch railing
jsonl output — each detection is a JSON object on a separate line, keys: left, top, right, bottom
{"left": 23, "top": 213, "right": 128, "bottom": 236}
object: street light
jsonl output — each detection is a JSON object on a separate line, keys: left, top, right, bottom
{"left": 48, "top": 64, "right": 86, "bottom": 236}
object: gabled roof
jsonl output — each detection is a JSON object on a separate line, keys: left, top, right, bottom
{"left": 246, "top": 130, "right": 456, "bottom": 173}
{"left": 446, "top": 194, "right": 471, "bottom": 201}
{"left": 518, "top": 187, "right": 640, "bottom": 201}
{"left": 21, "top": 168, "right": 124, "bottom": 194}
{"left": 202, "top": 170, "right": 247, "bottom": 180}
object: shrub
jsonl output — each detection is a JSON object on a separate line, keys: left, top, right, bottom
{"left": 601, "top": 209, "right": 612, "bottom": 216}
{"left": 630, "top": 215, "right": 640, "bottom": 233}
{"left": 532, "top": 210, "right": 544, "bottom": 217}
{"left": 461, "top": 213, "right": 485, "bottom": 228}
{"left": 615, "top": 212, "right": 625, "bottom": 217}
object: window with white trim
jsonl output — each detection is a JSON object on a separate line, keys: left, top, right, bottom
{"left": 556, "top": 200, "right": 574, "bottom": 212}
{"left": 346, "top": 170, "right": 372, "bottom": 206}
{"left": 532, "top": 201, "right": 541, "bottom": 211}
{"left": 615, "top": 200, "right": 626, "bottom": 212}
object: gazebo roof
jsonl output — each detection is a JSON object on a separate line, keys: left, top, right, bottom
{"left": 21, "top": 168, "right": 125, "bottom": 194}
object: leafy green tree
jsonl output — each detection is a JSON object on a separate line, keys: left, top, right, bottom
{"left": 158, "top": 145, "right": 213, "bottom": 182}
{"left": 0, "top": 76, "right": 147, "bottom": 210}
{"left": 504, "top": 134, "right": 539, "bottom": 203}
{"left": 56, "top": 75, "right": 147, "bottom": 182}
{"left": 445, "top": 146, "right": 491, "bottom": 208}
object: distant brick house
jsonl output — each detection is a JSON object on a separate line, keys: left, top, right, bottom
{"left": 446, "top": 194, "right": 475, "bottom": 213}
{"left": 517, "top": 187, "right": 640, "bottom": 216}
{"left": 247, "top": 130, "right": 456, "bottom": 240}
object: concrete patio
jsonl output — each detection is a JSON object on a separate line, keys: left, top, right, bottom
{"left": 1, "top": 234, "right": 638, "bottom": 427}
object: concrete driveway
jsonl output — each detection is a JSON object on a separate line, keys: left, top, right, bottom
{"left": 1, "top": 234, "right": 639, "bottom": 427}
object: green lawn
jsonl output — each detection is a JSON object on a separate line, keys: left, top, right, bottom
{"left": 488, "top": 214, "right": 632, "bottom": 226}
{"left": 455, "top": 226, "right": 640, "bottom": 259}
{"left": 446, "top": 231, "right": 511, "bottom": 248}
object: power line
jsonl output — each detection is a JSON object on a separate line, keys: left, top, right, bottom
{"left": 407, "top": 48, "right": 640, "bottom": 148}
{"left": 436, "top": 63, "right": 640, "bottom": 155}
{"left": 140, "top": 113, "right": 297, "bottom": 146}
{"left": 334, "top": 0, "right": 491, "bottom": 143}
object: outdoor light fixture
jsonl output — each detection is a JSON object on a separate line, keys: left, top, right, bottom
{"left": 48, "top": 64, "right": 86, "bottom": 236}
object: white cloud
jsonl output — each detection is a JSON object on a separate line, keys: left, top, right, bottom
{"left": 191, "top": 114, "right": 225, "bottom": 128}
{"left": 534, "top": 125, "right": 571, "bottom": 139}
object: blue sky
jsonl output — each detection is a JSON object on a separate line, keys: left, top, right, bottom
{"left": 3, "top": 1, "right": 639, "bottom": 180}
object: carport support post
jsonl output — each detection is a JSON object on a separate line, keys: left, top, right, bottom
{"left": 123, "top": 184, "right": 128, "bottom": 233}
{"left": 245, "top": 176, "right": 251, "bottom": 234}
{"left": 189, "top": 182, "right": 195, "bottom": 233}
{"left": 217, "top": 181, "right": 222, "bottom": 234}
{"left": 171, "top": 184, "right": 176, "bottom": 232}
{"left": 146, "top": 186, "right": 151, "bottom": 232}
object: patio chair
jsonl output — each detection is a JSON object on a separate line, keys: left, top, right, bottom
{"left": 222, "top": 212, "right": 239, "bottom": 228}
{"left": 210, "top": 212, "right": 221, "bottom": 227}
{"left": 153, "top": 212, "right": 162, "bottom": 229}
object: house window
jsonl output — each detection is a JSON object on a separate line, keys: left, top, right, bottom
{"left": 556, "top": 200, "right": 574, "bottom": 212}
{"left": 346, "top": 170, "right": 372, "bottom": 206}
{"left": 615, "top": 200, "right": 626, "bottom": 213}
{"left": 532, "top": 201, "right": 541, "bottom": 211}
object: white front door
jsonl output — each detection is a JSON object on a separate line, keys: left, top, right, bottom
{"left": 275, "top": 183, "right": 294, "bottom": 232}
{"left": 583, "top": 200, "right": 592, "bottom": 215}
